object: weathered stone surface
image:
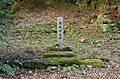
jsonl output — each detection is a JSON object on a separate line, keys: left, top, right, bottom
{"left": 48, "top": 59, "right": 80, "bottom": 66}
{"left": 22, "top": 59, "right": 105, "bottom": 69}
{"left": 47, "top": 46, "right": 72, "bottom": 51}
{"left": 43, "top": 52, "right": 76, "bottom": 58}
{"left": 79, "top": 59, "right": 105, "bottom": 68}
{"left": 48, "top": 59, "right": 105, "bottom": 68}
{"left": 23, "top": 60, "right": 47, "bottom": 69}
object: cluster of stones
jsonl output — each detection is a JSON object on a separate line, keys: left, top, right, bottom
{"left": 22, "top": 46, "right": 105, "bottom": 69}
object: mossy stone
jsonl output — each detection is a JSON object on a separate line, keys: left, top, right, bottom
{"left": 47, "top": 46, "right": 72, "bottom": 51}
{"left": 22, "top": 59, "right": 105, "bottom": 69}
{"left": 47, "top": 59, "right": 104, "bottom": 68}
{"left": 48, "top": 60, "right": 64, "bottom": 66}
{"left": 62, "top": 47, "right": 72, "bottom": 51}
{"left": 43, "top": 52, "right": 76, "bottom": 58}
{"left": 47, "top": 59, "right": 80, "bottom": 66}
{"left": 23, "top": 60, "right": 47, "bottom": 69}
{"left": 79, "top": 59, "right": 105, "bottom": 68}
{"left": 47, "top": 46, "right": 58, "bottom": 51}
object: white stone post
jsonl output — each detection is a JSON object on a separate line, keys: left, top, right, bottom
{"left": 57, "top": 17, "right": 64, "bottom": 45}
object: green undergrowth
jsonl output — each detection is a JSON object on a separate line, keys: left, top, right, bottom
{"left": 63, "top": 64, "right": 79, "bottom": 72}
{"left": 43, "top": 53, "right": 76, "bottom": 58}
{"left": 39, "top": 29, "right": 57, "bottom": 33}
{"left": 8, "top": 20, "right": 108, "bottom": 49}
{"left": 18, "top": 13, "right": 27, "bottom": 19}
{"left": 25, "top": 46, "right": 35, "bottom": 54}
{"left": 0, "top": 64, "right": 16, "bottom": 76}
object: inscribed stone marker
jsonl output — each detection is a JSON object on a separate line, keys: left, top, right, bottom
{"left": 57, "top": 17, "right": 64, "bottom": 45}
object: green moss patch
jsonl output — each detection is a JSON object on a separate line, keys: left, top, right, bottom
{"left": 47, "top": 46, "right": 72, "bottom": 51}
{"left": 48, "top": 59, "right": 105, "bottom": 68}
{"left": 43, "top": 52, "right": 76, "bottom": 58}
{"left": 79, "top": 59, "right": 105, "bottom": 68}
{"left": 23, "top": 60, "right": 47, "bottom": 69}
{"left": 22, "top": 59, "right": 105, "bottom": 69}
{"left": 48, "top": 59, "right": 80, "bottom": 66}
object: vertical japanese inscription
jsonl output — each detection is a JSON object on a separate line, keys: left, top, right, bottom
{"left": 57, "top": 17, "right": 64, "bottom": 45}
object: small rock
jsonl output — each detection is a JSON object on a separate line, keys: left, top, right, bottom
{"left": 93, "top": 73, "right": 98, "bottom": 77}
{"left": 33, "top": 73, "right": 37, "bottom": 76}
{"left": 86, "top": 64, "right": 92, "bottom": 71}
{"left": 57, "top": 71, "right": 60, "bottom": 74}
{"left": 67, "top": 72, "right": 70, "bottom": 75}
{"left": 82, "top": 70, "right": 87, "bottom": 75}
{"left": 51, "top": 66, "right": 57, "bottom": 69}
{"left": 20, "top": 76, "right": 25, "bottom": 79}
{"left": 0, "top": 77, "right": 2, "bottom": 79}
{"left": 29, "top": 70, "right": 32, "bottom": 74}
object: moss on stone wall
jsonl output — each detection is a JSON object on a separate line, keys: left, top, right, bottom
{"left": 48, "top": 59, "right": 80, "bottom": 66}
{"left": 23, "top": 60, "right": 47, "bottom": 69}
{"left": 47, "top": 46, "right": 72, "bottom": 51}
{"left": 43, "top": 52, "right": 76, "bottom": 58}
{"left": 23, "top": 59, "right": 105, "bottom": 69}
{"left": 79, "top": 59, "right": 105, "bottom": 68}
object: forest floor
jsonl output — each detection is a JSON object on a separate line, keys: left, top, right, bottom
{"left": 0, "top": 5, "right": 120, "bottom": 79}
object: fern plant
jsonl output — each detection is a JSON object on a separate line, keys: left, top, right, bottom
{"left": 0, "top": 0, "right": 16, "bottom": 43}
{"left": 0, "top": 64, "right": 16, "bottom": 76}
{"left": 63, "top": 64, "right": 78, "bottom": 72}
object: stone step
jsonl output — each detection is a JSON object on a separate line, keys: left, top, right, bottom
{"left": 22, "top": 59, "right": 105, "bottom": 69}
{"left": 43, "top": 51, "right": 76, "bottom": 58}
{"left": 46, "top": 46, "right": 73, "bottom": 51}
